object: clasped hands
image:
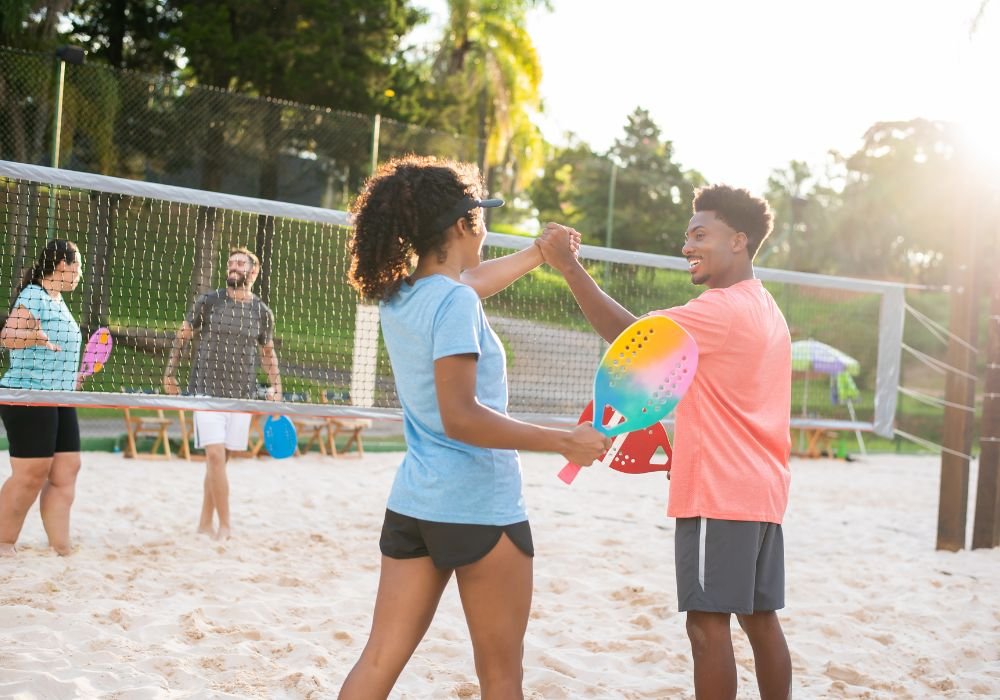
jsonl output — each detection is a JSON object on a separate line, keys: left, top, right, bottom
{"left": 534, "top": 222, "right": 582, "bottom": 272}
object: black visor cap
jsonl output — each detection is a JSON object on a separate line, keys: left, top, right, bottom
{"left": 433, "top": 196, "right": 504, "bottom": 232}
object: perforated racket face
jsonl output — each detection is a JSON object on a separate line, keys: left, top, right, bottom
{"left": 594, "top": 315, "right": 697, "bottom": 437}
{"left": 80, "top": 327, "right": 113, "bottom": 376}
{"left": 263, "top": 415, "right": 297, "bottom": 459}
{"left": 577, "top": 401, "right": 672, "bottom": 474}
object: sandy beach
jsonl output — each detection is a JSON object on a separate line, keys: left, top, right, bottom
{"left": 1, "top": 449, "right": 998, "bottom": 699}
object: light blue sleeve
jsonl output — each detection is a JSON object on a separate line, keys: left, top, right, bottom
{"left": 431, "top": 285, "right": 483, "bottom": 361}
{"left": 16, "top": 285, "right": 46, "bottom": 322}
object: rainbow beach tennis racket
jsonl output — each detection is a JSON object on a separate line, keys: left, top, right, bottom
{"left": 79, "top": 327, "right": 113, "bottom": 379}
{"left": 558, "top": 315, "right": 698, "bottom": 484}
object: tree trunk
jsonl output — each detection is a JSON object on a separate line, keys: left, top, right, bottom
{"left": 5, "top": 181, "right": 34, "bottom": 304}
{"left": 188, "top": 206, "right": 218, "bottom": 313}
{"left": 84, "top": 191, "right": 118, "bottom": 331}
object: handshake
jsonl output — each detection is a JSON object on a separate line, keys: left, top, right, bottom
{"left": 534, "top": 223, "right": 583, "bottom": 273}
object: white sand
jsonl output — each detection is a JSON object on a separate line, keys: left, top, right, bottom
{"left": 0, "top": 450, "right": 998, "bottom": 699}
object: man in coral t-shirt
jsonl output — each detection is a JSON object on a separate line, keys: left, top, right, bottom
{"left": 538, "top": 184, "right": 792, "bottom": 700}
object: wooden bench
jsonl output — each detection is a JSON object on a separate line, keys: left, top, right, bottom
{"left": 790, "top": 418, "right": 872, "bottom": 458}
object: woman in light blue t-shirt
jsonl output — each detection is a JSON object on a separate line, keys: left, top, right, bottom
{"left": 338, "top": 156, "right": 609, "bottom": 699}
{"left": 0, "top": 239, "right": 84, "bottom": 556}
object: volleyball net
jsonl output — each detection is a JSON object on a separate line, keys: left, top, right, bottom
{"left": 1, "top": 160, "right": 904, "bottom": 437}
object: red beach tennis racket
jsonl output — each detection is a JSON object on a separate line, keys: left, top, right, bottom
{"left": 566, "top": 400, "right": 673, "bottom": 477}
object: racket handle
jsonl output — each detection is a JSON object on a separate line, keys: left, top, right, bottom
{"left": 558, "top": 462, "right": 582, "bottom": 484}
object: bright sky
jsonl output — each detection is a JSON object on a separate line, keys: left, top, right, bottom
{"left": 412, "top": 1, "right": 1000, "bottom": 193}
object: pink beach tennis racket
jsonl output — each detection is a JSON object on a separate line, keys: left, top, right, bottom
{"left": 79, "top": 327, "right": 113, "bottom": 379}
{"left": 558, "top": 315, "right": 698, "bottom": 485}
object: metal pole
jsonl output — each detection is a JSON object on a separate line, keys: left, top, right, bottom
{"left": 50, "top": 59, "right": 66, "bottom": 170}
{"left": 605, "top": 161, "right": 617, "bottom": 248}
{"left": 370, "top": 113, "right": 381, "bottom": 176}
{"left": 46, "top": 57, "right": 67, "bottom": 240}
{"left": 46, "top": 46, "right": 85, "bottom": 240}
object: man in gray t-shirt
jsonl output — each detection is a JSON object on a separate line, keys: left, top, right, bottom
{"left": 186, "top": 289, "right": 274, "bottom": 399}
{"left": 163, "top": 247, "right": 282, "bottom": 541}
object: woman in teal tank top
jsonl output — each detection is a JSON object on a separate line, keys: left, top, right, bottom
{"left": 0, "top": 239, "right": 84, "bottom": 556}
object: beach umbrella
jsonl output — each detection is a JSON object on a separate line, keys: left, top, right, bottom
{"left": 791, "top": 339, "right": 860, "bottom": 376}
{"left": 791, "top": 339, "right": 866, "bottom": 456}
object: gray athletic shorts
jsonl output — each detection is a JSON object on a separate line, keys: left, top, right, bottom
{"left": 675, "top": 517, "right": 784, "bottom": 615}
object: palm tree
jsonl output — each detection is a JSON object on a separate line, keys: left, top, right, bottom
{"left": 433, "top": 0, "right": 549, "bottom": 211}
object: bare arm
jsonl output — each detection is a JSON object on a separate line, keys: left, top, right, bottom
{"left": 460, "top": 244, "right": 544, "bottom": 299}
{"left": 259, "top": 340, "right": 282, "bottom": 400}
{"left": 0, "top": 306, "right": 60, "bottom": 351}
{"left": 435, "top": 354, "right": 610, "bottom": 466}
{"left": 162, "top": 321, "right": 193, "bottom": 394}
{"left": 537, "top": 223, "right": 636, "bottom": 343}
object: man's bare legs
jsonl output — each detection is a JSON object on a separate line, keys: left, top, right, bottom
{"left": 687, "top": 610, "right": 792, "bottom": 700}
{"left": 39, "top": 451, "right": 81, "bottom": 555}
{"left": 199, "top": 444, "right": 231, "bottom": 540}
{"left": 687, "top": 611, "right": 738, "bottom": 699}
{"left": 737, "top": 611, "right": 792, "bottom": 700}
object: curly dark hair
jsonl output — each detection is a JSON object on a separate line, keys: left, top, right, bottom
{"left": 347, "top": 155, "right": 485, "bottom": 301}
{"left": 693, "top": 185, "right": 774, "bottom": 260}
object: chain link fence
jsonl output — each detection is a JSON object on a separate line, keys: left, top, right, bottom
{"left": 0, "top": 45, "right": 482, "bottom": 450}
{"left": 0, "top": 46, "right": 481, "bottom": 208}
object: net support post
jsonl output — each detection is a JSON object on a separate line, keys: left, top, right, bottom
{"left": 973, "top": 261, "right": 1000, "bottom": 549}
{"left": 351, "top": 304, "right": 379, "bottom": 408}
{"left": 874, "top": 287, "right": 905, "bottom": 438}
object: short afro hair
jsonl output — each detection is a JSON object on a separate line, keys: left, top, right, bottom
{"left": 693, "top": 185, "right": 773, "bottom": 260}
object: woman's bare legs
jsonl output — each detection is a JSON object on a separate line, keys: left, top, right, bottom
{"left": 39, "top": 451, "right": 81, "bottom": 555}
{"left": 338, "top": 556, "right": 452, "bottom": 699}
{"left": 0, "top": 456, "right": 54, "bottom": 555}
{"left": 456, "top": 534, "right": 533, "bottom": 700}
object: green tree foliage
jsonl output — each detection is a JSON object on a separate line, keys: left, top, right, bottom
{"left": 765, "top": 119, "right": 973, "bottom": 285}
{"left": 607, "top": 108, "right": 703, "bottom": 254}
{"left": 168, "top": 0, "right": 423, "bottom": 116}
{"left": 66, "top": 0, "right": 181, "bottom": 71}
{"left": 0, "top": 0, "right": 71, "bottom": 49}
{"left": 835, "top": 119, "right": 958, "bottom": 284}
{"left": 762, "top": 160, "right": 841, "bottom": 273}
{"left": 530, "top": 108, "right": 704, "bottom": 254}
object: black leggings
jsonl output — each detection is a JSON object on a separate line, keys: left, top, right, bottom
{"left": 0, "top": 405, "right": 80, "bottom": 458}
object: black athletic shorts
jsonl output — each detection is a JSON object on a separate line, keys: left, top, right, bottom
{"left": 379, "top": 509, "right": 534, "bottom": 569}
{"left": 0, "top": 404, "right": 81, "bottom": 458}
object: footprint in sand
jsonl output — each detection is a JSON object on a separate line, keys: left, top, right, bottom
{"left": 630, "top": 613, "right": 653, "bottom": 630}
{"left": 610, "top": 585, "right": 658, "bottom": 607}
{"left": 824, "top": 661, "right": 875, "bottom": 686}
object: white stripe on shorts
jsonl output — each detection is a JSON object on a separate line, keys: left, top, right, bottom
{"left": 698, "top": 516, "right": 707, "bottom": 591}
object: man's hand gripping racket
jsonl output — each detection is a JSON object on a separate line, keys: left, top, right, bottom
{"left": 559, "top": 315, "right": 698, "bottom": 484}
